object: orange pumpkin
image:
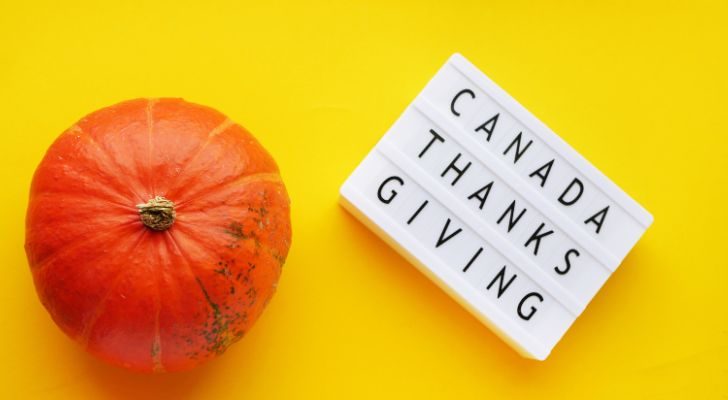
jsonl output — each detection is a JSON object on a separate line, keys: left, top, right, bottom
{"left": 25, "top": 98, "right": 291, "bottom": 372}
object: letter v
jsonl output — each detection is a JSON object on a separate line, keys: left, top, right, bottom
{"left": 436, "top": 218, "right": 463, "bottom": 248}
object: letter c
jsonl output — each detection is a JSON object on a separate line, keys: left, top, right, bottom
{"left": 451, "top": 88, "right": 476, "bottom": 117}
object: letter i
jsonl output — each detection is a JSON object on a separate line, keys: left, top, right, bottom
{"left": 407, "top": 200, "right": 429, "bottom": 225}
{"left": 463, "top": 247, "right": 484, "bottom": 272}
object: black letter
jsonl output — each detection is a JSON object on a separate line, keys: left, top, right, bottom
{"left": 474, "top": 113, "right": 499, "bottom": 142}
{"left": 523, "top": 222, "right": 554, "bottom": 256}
{"left": 436, "top": 218, "right": 462, "bottom": 248}
{"left": 441, "top": 153, "right": 472, "bottom": 186}
{"left": 486, "top": 265, "right": 517, "bottom": 298}
{"left": 418, "top": 129, "right": 445, "bottom": 158}
{"left": 529, "top": 159, "right": 554, "bottom": 188}
{"left": 407, "top": 200, "right": 429, "bottom": 225}
{"left": 558, "top": 178, "right": 584, "bottom": 206}
{"left": 585, "top": 206, "right": 609, "bottom": 234}
{"left": 462, "top": 247, "right": 483, "bottom": 273}
{"left": 377, "top": 176, "right": 404, "bottom": 204}
{"left": 451, "top": 88, "right": 475, "bottom": 117}
{"left": 555, "top": 248, "right": 580, "bottom": 275}
{"left": 467, "top": 181, "right": 494, "bottom": 210}
{"left": 503, "top": 131, "right": 533, "bottom": 164}
{"left": 497, "top": 200, "right": 527, "bottom": 233}
{"left": 517, "top": 292, "right": 544, "bottom": 321}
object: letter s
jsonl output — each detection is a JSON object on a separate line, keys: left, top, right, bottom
{"left": 554, "top": 248, "right": 580, "bottom": 275}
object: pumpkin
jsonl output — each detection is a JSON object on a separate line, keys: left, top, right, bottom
{"left": 25, "top": 98, "right": 291, "bottom": 372}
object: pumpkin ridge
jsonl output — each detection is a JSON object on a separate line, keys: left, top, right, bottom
{"left": 147, "top": 98, "right": 157, "bottom": 197}
{"left": 68, "top": 124, "right": 147, "bottom": 203}
{"left": 151, "top": 253, "right": 165, "bottom": 373}
{"left": 29, "top": 219, "right": 141, "bottom": 271}
{"left": 162, "top": 118, "right": 234, "bottom": 199}
{"left": 164, "top": 230, "right": 240, "bottom": 357}
{"left": 155, "top": 231, "right": 212, "bottom": 366}
{"left": 79, "top": 230, "right": 149, "bottom": 347}
{"left": 148, "top": 209, "right": 165, "bottom": 372}
{"left": 174, "top": 172, "right": 282, "bottom": 210}
{"left": 31, "top": 190, "right": 137, "bottom": 212}
{"left": 166, "top": 226, "right": 250, "bottom": 295}
{"left": 165, "top": 227, "right": 256, "bottom": 298}
{"left": 40, "top": 125, "right": 144, "bottom": 205}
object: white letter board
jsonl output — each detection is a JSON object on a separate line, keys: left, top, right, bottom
{"left": 339, "top": 53, "right": 653, "bottom": 360}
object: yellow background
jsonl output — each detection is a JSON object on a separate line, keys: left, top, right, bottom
{"left": 1, "top": 1, "right": 726, "bottom": 398}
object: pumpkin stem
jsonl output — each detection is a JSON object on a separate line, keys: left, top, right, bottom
{"left": 137, "top": 196, "right": 176, "bottom": 231}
